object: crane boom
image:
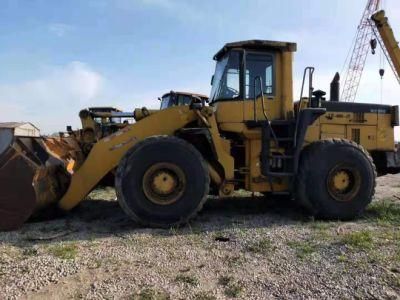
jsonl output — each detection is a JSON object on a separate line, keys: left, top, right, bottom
{"left": 341, "top": 0, "right": 380, "bottom": 102}
{"left": 371, "top": 10, "right": 400, "bottom": 84}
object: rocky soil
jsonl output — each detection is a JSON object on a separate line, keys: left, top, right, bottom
{"left": 0, "top": 174, "right": 399, "bottom": 299}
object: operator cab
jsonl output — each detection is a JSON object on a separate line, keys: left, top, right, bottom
{"left": 88, "top": 107, "right": 123, "bottom": 124}
{"left": 209, "top": 40, "right": 297, "bottom": 125}
{"left": 160, "top": 91, "right": 208, "bottom": 110}
{"left": 210, "top": 40, "right": 296, "bottom": 102}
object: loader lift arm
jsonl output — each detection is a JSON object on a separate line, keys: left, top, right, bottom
{"left": 58, "top": 105, "right": 235, "bottom": 211}
{"left": 59, "top": 106, "right": 199, "bottom": 210}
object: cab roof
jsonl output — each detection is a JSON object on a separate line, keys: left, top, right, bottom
{"left": 213, "top": 39, "right": 297, "bottom": 60}
{"left": 161, "top": 91, "right": 208, "bottom": 99}
{"left": 88, "top": 107, "right": 122, "bottom": 113}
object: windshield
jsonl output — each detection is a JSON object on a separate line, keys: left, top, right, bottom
{"left": 177, "top": 95, "right": 192, "bottom": 106}
{"left": 160, "top": 96, "right": 172, "bottom": 109}
{"left": 110, "top": 117, "right": 122, "bottom": 124}
{"left": 209, "top": 51, "right": 241, "bottom": 102}
{"left": 161, "top": 94, "right": 195, "bottom": 109}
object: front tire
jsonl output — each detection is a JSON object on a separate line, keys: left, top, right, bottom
{"left": 296, "top": 139, "right": 376, "bottom": 220}
{"left": 115, "top": 136, "right": 209, "bottom": 227}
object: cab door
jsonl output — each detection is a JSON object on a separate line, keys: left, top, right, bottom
{"left": 243, "top": 52, "right": 281, "bottom": 121}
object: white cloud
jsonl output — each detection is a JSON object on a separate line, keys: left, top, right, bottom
{"left": 0, "top": 62, "right": 103, "bottom": 134}
{"left": 48, "top": 23, "right": 74, "bottom": 37}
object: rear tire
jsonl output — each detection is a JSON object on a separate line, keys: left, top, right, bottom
{"left": 296, "top": 138, "right": 376, "bottom": 220}
{"left": 115, "top": 136, "right": 209, "bottom": 227}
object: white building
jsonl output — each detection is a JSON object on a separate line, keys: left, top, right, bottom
{"left": 0, "top": 122, "right": 40, "bottom": 137}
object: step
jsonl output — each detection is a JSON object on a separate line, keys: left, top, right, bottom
{"left": 271, "top": 191, "right": 291, "bottom": 195}
{"left": 276, "top": 137, "right": 294, "bottom": 142}
{"left": 271, "top": 154, "right": 294, "bottom": 159}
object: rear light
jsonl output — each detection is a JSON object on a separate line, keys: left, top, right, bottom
{"left": 391, "top": 105, "right": 399, "bottom": 127}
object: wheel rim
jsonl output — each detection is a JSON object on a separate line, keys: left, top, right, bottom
{"left": 142, "top": 162, "right": 186, "bottom": 205}
{"left": 326, "top": 163, "right": 361, "bottom": 202}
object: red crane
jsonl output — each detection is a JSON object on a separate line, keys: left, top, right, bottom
{"left": 341, "top": 0, "right": 381, "bottom": 102}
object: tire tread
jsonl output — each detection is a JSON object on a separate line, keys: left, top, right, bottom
{"left": 115, "top": 135, "right": 210, "bottom": 227}
{"left": 296, "top": 138, "right": 376, "bottom": 219}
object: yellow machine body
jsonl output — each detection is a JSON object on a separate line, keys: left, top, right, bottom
{"left": 1, "top": 13, "right": 400, "bottom": 229}
{"left": 59, "top": 106, "right": 235, "bottom": 210}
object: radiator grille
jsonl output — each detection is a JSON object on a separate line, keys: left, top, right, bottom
{"left": 353, "top": 112, "right": 365, "bottom": 123}
{"left": 351, "top": 128, "right": 361, "bottom": 144}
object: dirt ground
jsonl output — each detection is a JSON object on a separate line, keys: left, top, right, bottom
{"left": 0, "top": 174, "right": 400, "bottom": 300}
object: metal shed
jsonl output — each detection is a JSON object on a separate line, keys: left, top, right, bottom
{"left": 0, "top": 122, "right": 40, "bottom": 137}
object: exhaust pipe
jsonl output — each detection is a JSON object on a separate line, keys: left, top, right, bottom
{"left": 330, "top": 72, "right": 340, "bottom": 102}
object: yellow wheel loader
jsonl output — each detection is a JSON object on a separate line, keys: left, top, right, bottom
{"left": 1, "top": 39, "right": 399, "bottom": 231}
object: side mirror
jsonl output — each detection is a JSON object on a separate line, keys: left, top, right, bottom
{"left": 210, "top": 75, "right": 214, "bottom": 86}
{"left": 157, "top": 97, "right": 161, "bottom": 101}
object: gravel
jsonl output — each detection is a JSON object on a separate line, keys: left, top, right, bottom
{"left": 0, "top": 175, "right": 399, "bottom": 299}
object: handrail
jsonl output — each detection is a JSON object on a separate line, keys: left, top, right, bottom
{"left": 254, "top": 76, "right": 279, "bottom": 147}
{"left": 294, "top": 67, "right": 314, "bottom": 147}
{"left": 297, "top": 67, "right": 315, "bottom": 115}
{"left": 254, "top": 76, "right": 267, "bottom": 121}
{"left": 253, "top": 78, "right": 258, "bottom": 122}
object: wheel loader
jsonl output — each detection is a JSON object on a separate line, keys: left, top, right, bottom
{"left": 1, "top": 39, "right": 399, "bottom": 231}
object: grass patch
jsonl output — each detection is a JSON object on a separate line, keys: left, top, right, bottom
{"left": 246, "top": 238, "right": 274, "bottom": 255}
{"left": 223, "top": 254, "right": 245, "bottom": 268}
{"left": 175, "top": 274, "right": 199, "bottom": 286}
{"left": 309, "top": 221, "right": 333, "bottom": 231}
{"left": 393, "top": 248, "right": 400, "bottom": 264}
{"left": 339, "top": 230, "right": 374, "bottom": 250}
{"left": 337, "top": 254, "right": 348, "bottom": 263}
{"left": 218, "top": 276, "right": 243, "bottom": 298}
{"left": 308, "top": 221, "right": 338, "bottom": 241}
{"left": 388, "top": 275, "right": 400, "bottom": 289}
{"left": 287, "top": 240, "right": 318, "bottom": 259}
{"left": 22, "top": 247, "right": 38, "bottom": 256}
{"left": 366, "top": 200, "right": 400, "bottom": 226}
{"left": 48, "top": 244, "right": 78, "bottom": 260}
{"left": 193, "top": 291, "right": 217, "bottom": 300}
{"left": 130, "top": 288, "right": 170, "bottom": 300}
{"left": 218, "top": 275, "right": 233, "bottom": 287}
{"left": 88, "top": 259, "right": 102, "bottom": 269}
{"left": 224, "top": 282, "right": 243, "bottom": 298}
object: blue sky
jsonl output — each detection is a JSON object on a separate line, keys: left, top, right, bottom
{"left": 0, "top": 0, "right": 399, "bottom": 138}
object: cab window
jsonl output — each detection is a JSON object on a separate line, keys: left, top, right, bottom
{"left": 177, "top": 95, "right": 192, "bottom": 106}
{"left": 160, "top": 95, "right": 172, "bottom": 109}
{"left": 209, "top": 51, "right": 241, "bottom": 101}
{"left": 245, "top": 53, "right": 274, "bottom": 99}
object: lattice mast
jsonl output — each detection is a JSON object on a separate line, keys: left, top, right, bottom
{"left": 341, "top": 0, "right": 381, "bottom": 102}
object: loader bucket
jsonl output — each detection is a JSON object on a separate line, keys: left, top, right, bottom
{"left": 0, "top": 131, "right": 71, "bottom": 231}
